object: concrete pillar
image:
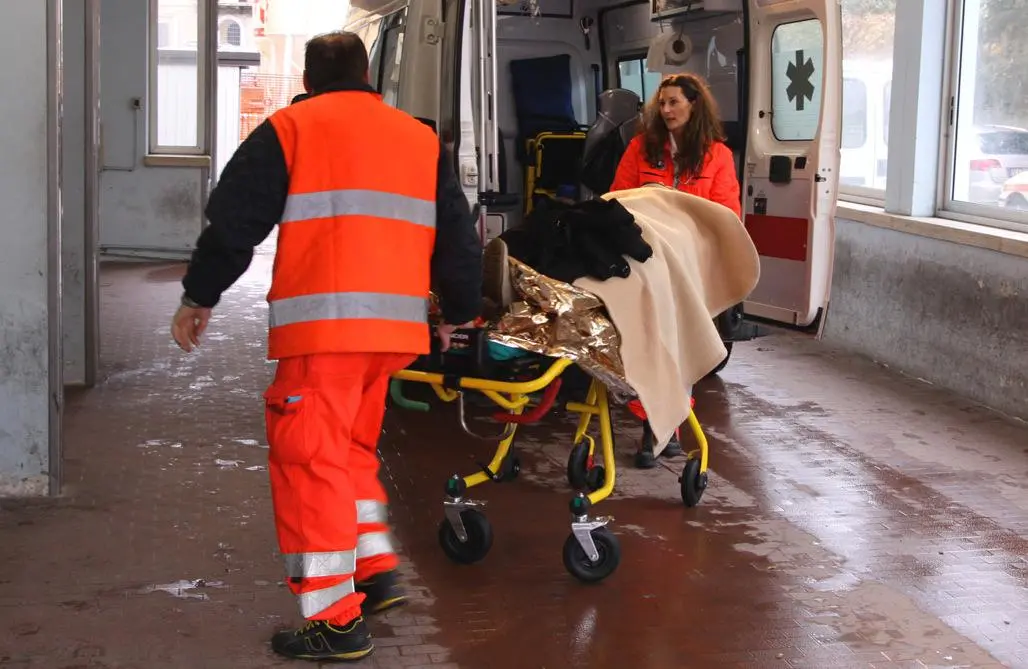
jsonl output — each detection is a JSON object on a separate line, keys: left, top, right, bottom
{"left": 60, "top": 0, "right": 101, "bottom": 390}
{"left": 0, "top": 1, "right": 62, "bottom": 497}
{"left": 63, "top": 0, "right": 87, "bottom": 387}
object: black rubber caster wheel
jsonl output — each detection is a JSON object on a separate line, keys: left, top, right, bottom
{"left": 585, "top": 464, "right": 605, "bottom": 492}
{"left": 497, "top": 454, "right": 521, "bottom": 482}
{"left": 438, "top": 509, "right": 493, "bottom": 564}
{"left": 566, "top": 443, "right": 591, "bottom": 489}
{"left": 679, "top": 458, "right": 708, "bottom": 507}
{"left": 705, "top": 341, "right": 733, "bottom": 378}
{"left": 562, "top": 527, "right": 621, "bottom": 583}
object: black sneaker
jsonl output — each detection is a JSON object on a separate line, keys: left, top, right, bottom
{"left": 635, "top": 422, "right": 657, "bottom": 469}
{"left": 661, "top": 432, "right": 684, "bottom": 458}
{"left": 357, "top": 570, "right": 407, "bottom": 615}
{"left": 270, "top": 617, "right": 374, "bottom": 662}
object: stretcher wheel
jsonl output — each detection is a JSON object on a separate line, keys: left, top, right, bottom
{"left": 562, "top": 527, "right": 620, "bottom": 583}
{"left": 567, "top": 444, "right": 603, "bottom": 490}
{"left": 679, "top": 458, "right": 707, "bottom": 507}
{"left": 585, "top": 465, "right": 606, "bottom": 492}
{"left": 438, "top": 509, "right": 493, "bottom": 564}
{"left": 497, "top": 454, "right": 521, "bottom": 482}
{"left": 566, "top": 444, "right": 589, "bottom": 489}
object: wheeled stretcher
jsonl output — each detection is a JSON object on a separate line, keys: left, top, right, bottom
{"left": 389, "top": 326, "right": 711, "bottom": 583}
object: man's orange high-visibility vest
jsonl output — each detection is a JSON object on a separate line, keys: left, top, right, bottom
{"left": 265, "top": 90, "right": 440, "bottom": 359}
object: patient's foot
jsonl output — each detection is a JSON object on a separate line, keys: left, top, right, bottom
{"left": 635, "top": 422, "right": 657, "bottom": 469}
{"left": 634, "top": 446, "right": 657, "bottom": 469}
{"left": 483, "top": 238, "right": 515, "bottom": 313}
{"left": 661, "top": 432, "right": 684, "bottom": 458}
{"left": 635, "top": 423, "right": 683, "bottom": 468}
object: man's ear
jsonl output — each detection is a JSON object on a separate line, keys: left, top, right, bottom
{"left": 302, "top": 71, "right": 311, "bottom": 93}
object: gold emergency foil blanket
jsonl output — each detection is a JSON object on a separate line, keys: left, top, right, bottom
{"left": 486, "top": 259, "right": 635, "bottom": 401}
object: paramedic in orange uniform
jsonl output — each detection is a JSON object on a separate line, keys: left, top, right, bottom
{"left": 170, "top": 31, "right": 482, "bottom": 663}
{"left": 610, "top": 72, "right": 742, "bottom": 217}
{"left": 611, "top": 72, "right": 741, "bottom": 468}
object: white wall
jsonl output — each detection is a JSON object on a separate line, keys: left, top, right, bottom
{"left": 100, "top": 0, "right": 206, "bottom": 258}
{"left": 0, "top": 3, "right": 52, "bottom": 496}
{"left": 824, "top": 219, "right": 1028, "bottom": 421}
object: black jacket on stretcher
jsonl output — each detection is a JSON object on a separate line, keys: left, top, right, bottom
{"left": 181, "top": 80, "right": 482, "bottom": 327}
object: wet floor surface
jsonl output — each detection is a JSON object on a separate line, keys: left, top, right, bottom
{"left": 1, "top": 250, "right": 1027, "bottom": 669}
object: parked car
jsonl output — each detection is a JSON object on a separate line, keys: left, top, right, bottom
{"left": 961, "top": 125, "right": 1028, "bottom": 205}
{"left": 999, "top": 169, "right": 1028, "bottom": 210}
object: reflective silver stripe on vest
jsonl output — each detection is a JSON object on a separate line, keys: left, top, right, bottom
{"left": 298, "top": 578, "right": 357, "bottom": 618}
{"left": 282, "top": 550, "right": 357, "bottom": 579}
{"left": 356, "top": 500, "right": 388, "bottom": 525}
{"left": 356, "top": 531, "right": 394, "bottom": 560}
{"left": 269, "top": 292, "right": 428, "bottom": 328}
{"left": 281, "top": 188, "right": 436, "bottom": 229}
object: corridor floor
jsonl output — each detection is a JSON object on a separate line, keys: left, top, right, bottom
{"left": 1, "top": 252, "right": 1027, "bottom": 669}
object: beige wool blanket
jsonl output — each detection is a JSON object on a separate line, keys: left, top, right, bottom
{"left": 574, "top": 186, "right": 760, "bottom": 453}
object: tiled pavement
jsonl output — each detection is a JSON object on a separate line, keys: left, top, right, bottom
{"left": 1, "top": 249, "right": 1026, "bottom": 668}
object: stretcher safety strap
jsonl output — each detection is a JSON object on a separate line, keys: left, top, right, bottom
{"left": 283, "top": 550, "right": 357, "bottom": 579}
{"left": 269, "top": 292, "right": 428, "bottom": 328}
{"left": 281, "top": 188, "right": 436, "bottom": 229}
{"left": 356, "top": 499, "right": 388, "bottom": 525}
{"left": 298, "top": 578, "right": 357, "bottom": 618}
{"left": 356, "top": 531, "right": 394, "bottom": 560}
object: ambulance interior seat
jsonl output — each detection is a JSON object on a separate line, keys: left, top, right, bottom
{"left": 509, "top": 54, "right": 589, "bottom": 209}
{"left": 579, "top": 88, "right": 643, "bottom": 196}
{"left": 509, "top": 54, "right": 582, "bottom": 154}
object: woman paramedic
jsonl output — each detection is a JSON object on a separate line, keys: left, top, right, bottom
{"left": 609, "top": 71, "right": 742, "bottom": 469}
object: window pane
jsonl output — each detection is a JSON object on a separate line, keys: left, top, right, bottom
{"left": 380, "top": 27, "right": 405, "bottom": 107}
{"left": 618, "top": 59, "right": 645, "bottom": 100}
{"left": 642, "top": 68, "right": 663, "bottom": 100}
{"left": 951, "top": 0, "right": 1028, "bottom": 211}
{"left": 154, "top": 0, "right": 201, "bottom": 149}
{"left": 839, "top": 0, "right": 895, "bottom": 189}
{"left": 883, "top": 81, "right": 890, "bottom": 146}
{"left": 770, "top": 19, "right": 823, "bottom": 141}
{"left": 841, "top": 78, "right": 867, "bottom": 149}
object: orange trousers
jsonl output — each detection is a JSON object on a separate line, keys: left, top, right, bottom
{"left": 263, "top": 352, "right": 416, "bottom": 624}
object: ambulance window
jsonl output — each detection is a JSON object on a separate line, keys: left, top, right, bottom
{"left": 770, "top": 19, "right": 824, "bottom": 141}
{"left": 618, "top": 58, "right": 645, "bottom": 98}
{"left": 379, "top": 26, "right": 405, "bottom": 107}
{"left": 841, "top": 77, "right": 866, "bottom": 149}
{"left": 367, "top": 24, "right": 387, "bottom": 88}
{"left": 617, "top": 56, "right": 662, "bottom": 101}
{"left": 356, "top": 8, "right": 405, "bottom": 108}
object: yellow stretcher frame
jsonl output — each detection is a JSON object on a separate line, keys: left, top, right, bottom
{"left": 390, "top": 354, "right": 711, "bottom": 583}
{"left": 523, "top": 131, "right": 588, "bottom": 216}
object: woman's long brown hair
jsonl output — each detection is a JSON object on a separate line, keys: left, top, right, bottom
{"left": 640, "top": 73, "right": 725, "bottom": 181}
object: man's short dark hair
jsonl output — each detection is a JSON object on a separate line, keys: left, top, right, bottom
{"left": 304, "top": 31, "right": 370, "bottom": 91}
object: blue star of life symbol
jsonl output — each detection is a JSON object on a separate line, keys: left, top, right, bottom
{"left": 786, "top": 49, "right": 815, "bottom": 111}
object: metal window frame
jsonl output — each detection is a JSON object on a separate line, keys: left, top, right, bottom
{"left": 937, "top": 0, "right": 1028, "bottom": 234}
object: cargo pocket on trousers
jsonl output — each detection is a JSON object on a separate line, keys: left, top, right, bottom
{"left": 264, "top": 388, "right": 320, "bottom": 465}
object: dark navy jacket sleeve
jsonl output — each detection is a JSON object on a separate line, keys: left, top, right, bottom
{"left": 181, "top": 120, "right": 288, "bottom": 308}
{"left": 431, "top": 143, "right": 483, "bottom": 325}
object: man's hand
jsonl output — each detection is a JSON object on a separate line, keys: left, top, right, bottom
{"left": 436, "top": 321, "right": 475, "bottom": 352}
{"left": 171, "top": 304, "right": 212, "bottom": 353}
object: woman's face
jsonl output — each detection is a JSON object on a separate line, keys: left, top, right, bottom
{"left": 658, "top": 85, "right": 693, "bottom": 134}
